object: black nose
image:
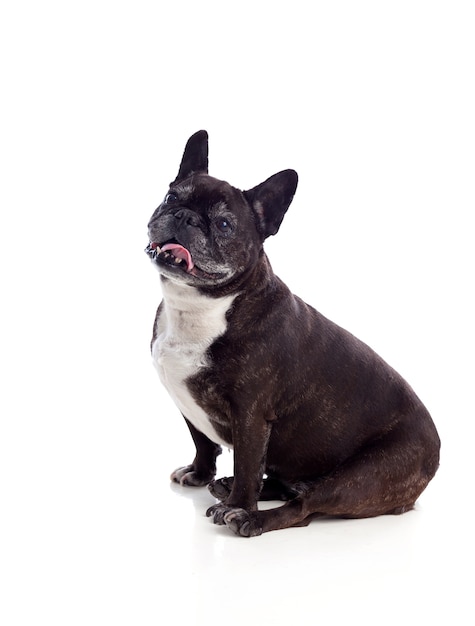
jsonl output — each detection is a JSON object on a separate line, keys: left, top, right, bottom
{"left": 175, "top": 208, "right": 200, "bottom": 228}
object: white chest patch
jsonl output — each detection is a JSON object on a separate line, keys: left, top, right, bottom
{"left": 151, "top": 280, "right": 236, "bottom": 448}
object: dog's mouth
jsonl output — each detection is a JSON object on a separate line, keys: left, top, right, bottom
{"left": 145, "top": 240, "right": 223, "bottom": 280}
{"left": 145, "top": 240, "right": 194, "bottom": 272}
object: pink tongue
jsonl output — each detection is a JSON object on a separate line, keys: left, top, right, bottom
{"left": 161, "top": 243, "right": 194, "bottom": 272}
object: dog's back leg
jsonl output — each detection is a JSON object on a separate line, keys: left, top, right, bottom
{"left": 225, "top": 418, "right": 440, "bottom": 536}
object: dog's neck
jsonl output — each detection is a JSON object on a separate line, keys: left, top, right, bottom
{"left": 159, "top": 278, "right": 237, "bottom": 344}
{"left": 157, "top": 253, "right": 282, "bottom": 344}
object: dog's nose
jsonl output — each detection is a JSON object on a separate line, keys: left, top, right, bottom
{"left": 174, "top": 208, "right": 200, "bottom": 228}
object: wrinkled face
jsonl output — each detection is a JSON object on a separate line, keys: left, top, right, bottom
{"left": 146, "top": 173, "right": 262, "bottom": 288}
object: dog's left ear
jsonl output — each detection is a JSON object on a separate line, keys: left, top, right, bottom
{"left": 173, "top": 130, "right": 209, "bottom": 182}
{"left": 244, "top": 170, "right": 298, "bottom": 238}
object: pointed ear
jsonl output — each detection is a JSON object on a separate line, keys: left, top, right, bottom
{"left": 244, "top": 169, "right": 298, "bottom": 238}
{"left": 173, "top": 130, "right": 209, "bottom": 182}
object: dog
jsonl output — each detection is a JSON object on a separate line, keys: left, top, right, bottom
{"left": 145, "top": 130, "right": 440, "bottom": 536}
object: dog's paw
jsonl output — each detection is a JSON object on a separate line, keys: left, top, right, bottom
{"left": 224, "top": 508, "right": 263, "bottom": 537}
{"left": 206, "top": 504, "right": 263, "bottom": 537}
{"left": 170, "top": 465, "right": 212, "bottom": 487}
{"left": 206, "top": 503, "right": 229, "bottom": 525}
{"left": 208, "top": 476, "right": 234, "bottom": 500}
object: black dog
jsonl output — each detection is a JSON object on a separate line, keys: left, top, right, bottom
{"left": 146, "top": 130, "right": 440, "bottom": 536}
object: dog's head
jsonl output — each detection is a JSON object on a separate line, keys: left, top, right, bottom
{"left": 146, "top": 130, "right": 298, "bottom": 290}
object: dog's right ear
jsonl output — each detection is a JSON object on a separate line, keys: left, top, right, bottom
{"left": 173, "top": 130, "right": 209, "bottom": 183}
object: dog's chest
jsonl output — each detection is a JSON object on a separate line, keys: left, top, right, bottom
{"left": 151, "top": 281, "right": 236, "bottom": 447}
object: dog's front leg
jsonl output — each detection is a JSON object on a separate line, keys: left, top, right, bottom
{"left": 207, "top": 413, "right": 272, "bottom": 537}
{"left": 171, "top": 417, "right": 222, "bottom": 486}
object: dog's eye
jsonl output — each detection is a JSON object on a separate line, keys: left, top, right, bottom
{"left": 164, "top": 192, "right": 178, "bottom": 204}
{"left": 215, "top": 217, "right": 233, "bottom": 234}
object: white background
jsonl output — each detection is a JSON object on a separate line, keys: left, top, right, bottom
{"left": 1, "top": 1, "right": 474, "bottom": 624}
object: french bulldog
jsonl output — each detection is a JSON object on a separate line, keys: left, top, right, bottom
{"left": 145, "top": 130, "right": 440, "bottom": 537}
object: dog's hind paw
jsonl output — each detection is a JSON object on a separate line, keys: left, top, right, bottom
{"left": 170, "top": 465, "right": 213, "bottom": 487}
{"left": 206, "top": 504, "right": 262, "bottom": 537}
{"left": 208, "top": 476, "right": 234, "bottom": 500}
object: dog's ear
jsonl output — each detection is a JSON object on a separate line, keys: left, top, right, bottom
{"left": 173, "top": 130, "right": 209, "bottom": 182}
{"left": 244, "top": 170, "right": 298, "bottom": 238}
